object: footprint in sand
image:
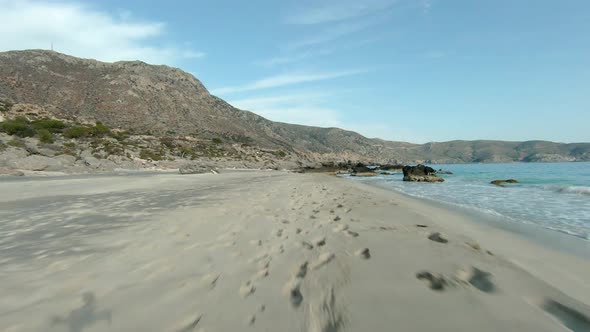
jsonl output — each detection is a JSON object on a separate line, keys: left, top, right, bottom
{"left": 313, "top": 236, "right": 326, "bottom": 247}
{"left": 200, "top": 273, "right": 221, "bottom": 290}
{"left": 355, "top": 248, "right": 371, "bottom": 259}
{"left": 295, "top": 228, "right": 302, "bottom": 234}
{"left": 276, "top": 229, "right": 284, "bottom": 237}
{"left": 311, "top": 252, "right": 335, "bottom": 270}
{"left": 332, "top": 224, "right": 349, "bottom": 233}
{"left": 301, "top": 241, "right": 314, "bottom": 250}
{"left": 416, "top": 271, "right": 448, "bottom": 291}
{"left": 239, "top": 281, "right": 256, "bottom": 298}
{"left": 255, "top": 268, "right": 269, "bottom": 279}
{"left": 533, "top": 298, "right": 590, "bottom": 332}
{"left": 333, "top": 216, "right": 341, "bottom": 221}
{"left": 246, "top": 314, "right": 256, "bottom": 326}
{"left": 284, "top": 278, "right": 305, "bottom": 308}
{"left": 428, "top": 232, "right": 448, "bottom": 243}
{"left": 344, "top": 230, "right": 359, "bottom": 238}
{"left": 172, "top": 314, "right": 202, "bottom": 332}
{"left": 455, "top": 266, "right": 495, "bottom": 293}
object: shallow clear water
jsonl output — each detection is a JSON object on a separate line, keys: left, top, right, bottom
{"left": 351, "top": 162, "right": 590, "bottom": 240}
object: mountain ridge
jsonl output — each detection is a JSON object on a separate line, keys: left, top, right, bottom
{"left": 1, "top": 49, "right": 588, "bottom": 163}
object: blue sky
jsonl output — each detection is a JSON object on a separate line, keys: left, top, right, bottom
{"left": 1, "top": 0, "right": 589, "bottom": 143}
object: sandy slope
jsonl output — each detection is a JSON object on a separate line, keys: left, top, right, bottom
{"left": 0, "top": 171, "right": 589, "bottom": 332}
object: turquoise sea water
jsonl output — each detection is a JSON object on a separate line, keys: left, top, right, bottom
{"left": 350, "top": 162, "right": 590, "bottom": 240}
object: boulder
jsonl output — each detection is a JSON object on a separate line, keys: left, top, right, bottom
{"left": 179, "top": 163, "right": 218, "bottom": 175}
{"left": 402, "top": 164, "right": 444, "bottom": 182}
{"left": 54, "top": 154, "right": 77, "bottom": 166}
{"left": 490, "top": 179, "right": 518, "bottom": 187}
{"left": 8, "top": 155, "right": 60, "bottom": 171}
{"left": 436, "top": 169, "right": 453, "bottom": 174}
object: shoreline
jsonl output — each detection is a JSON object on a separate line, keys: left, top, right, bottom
{"left": 353, "top": 176, "right": 590, "bottom": 258}
{"left": 1, "top": 171, "right": 589, "bottom": 331}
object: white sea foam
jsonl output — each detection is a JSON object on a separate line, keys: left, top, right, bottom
{"left": 551, "top": 185, "right": 590, "bottom": 196}
{"left": 352, "top": 162, "right": 590, "bottom": 241}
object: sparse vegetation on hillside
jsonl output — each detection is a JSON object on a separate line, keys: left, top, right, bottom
{"left": 7, "top": 138, "right": 26, "bottom": 148}
{"left": 36, "top": 129, "right": 54, "bottom": 143}
{"left": 63, "top": 126, "right": 90, "bottom": 138}
{"left": 139, "top": 148, "right": 164, "bottom": 161}
{"left": 0, "top": 100, "right": 12, "bottom": 112}
{"left": 0, "top": 117, "right": 35, "bottom": 137}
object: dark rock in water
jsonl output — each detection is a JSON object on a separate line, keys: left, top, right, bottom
{"left": 379, "top": 164, "right": 404, "bottom": 171}
{"left": 353, "top": 165, "right": 372, "bottom": 173}
{"left": 402, "top": 164, "right": 444, "bottom": 182}
{"left": 179, "top": 163, "right": 218, "bottom": 175}
{"left": 490, "top": 179, "right": 518, "bottom": 187}
{"left": 436, "top": 169, "right": 453, "bottom": 174}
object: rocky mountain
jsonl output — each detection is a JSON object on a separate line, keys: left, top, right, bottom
{"left": 1, "top": 49, "right": 589, "bottom": 164}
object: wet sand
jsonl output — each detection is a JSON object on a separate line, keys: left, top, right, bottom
{"left": 0, "top": 171, "right": 589, "bottom": 331}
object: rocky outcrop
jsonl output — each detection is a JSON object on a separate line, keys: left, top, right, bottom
{"left": 490, "top": 179, "right": 518, "bottom": 187}
{"left": 402, "top": 164, "right": 444, "bottom": 182}
{"left": 436, "top": 169, "right": 453, "bottom": 174}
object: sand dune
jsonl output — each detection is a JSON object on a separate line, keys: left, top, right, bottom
{"left": 0, "top": 171, "right": 589, "bottom": 331}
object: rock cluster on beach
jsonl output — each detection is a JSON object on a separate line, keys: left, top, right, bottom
{"left": 402, "top": 164, "right": 445, "bottom": 182}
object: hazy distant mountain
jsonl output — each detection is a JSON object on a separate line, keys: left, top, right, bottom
{"left": 1, "top": 50, "right": 588, "bottom": 163}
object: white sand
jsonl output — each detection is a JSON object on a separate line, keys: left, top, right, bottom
{"left": 0, "top": 171, "right": 589, "bottom": 331}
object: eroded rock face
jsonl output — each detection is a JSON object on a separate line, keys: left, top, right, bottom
{"left": 402, "top": 164, "right": 444, "bottom": 182}
{"left": 8, "top": 155, "right": 60, "bottom": 171}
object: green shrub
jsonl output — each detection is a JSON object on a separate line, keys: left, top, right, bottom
{"left": 273, "top": 150, "right": 287, "bottom": 158}
{"left": 63, "top": 126, "right": 90, "bottom": 138}
{"left": 32, "top": 119, "right": 66, "bottom": 132}
{"left": 7, "top": 139, "right": 26, "bottom": 148}
{"left": 36, "top": 129, "right": 54, "bottom": 143}
{"left": 0, "top": 117, "right": 35, "bottom": 137}
{"left": 139, "top": 148, "right": 164, "bottom": 161}
{"left": 91, "top": 122, "right": 110, "bottom": 136}
{"left": 63, "top": 142, "right": 77, "bottom": 149}
{"left": 212, "top": 138, "right": 222, "bottom": 144}
{"left": 0, "top": 141, "right": 6, "bottom": 151}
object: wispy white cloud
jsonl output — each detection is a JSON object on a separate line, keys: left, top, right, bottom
{"left": 259, "top": 35, "right": 385, "bottom": 67}
{"left": 256, "top": 49, "right": 332, "bottom": 67}
{"left": 285, "top": 20, "right": 376, "bottom": 51}
{"left": 285, "top": 0, "right": 397, "bottom": 25}
{"left": 229, "top": 92, "right": 420, "bottom": 142}
{"left": 211, "top": 69, "right": 367, "bottom": 95}
{"left": 421, "top": 0, "right": 433, "bottom": 13}
{"left": 0, "top": 0, "right": 205, "bottom": 64}
{"left": 229, "top": 92, "right": 342, "bottom": 128}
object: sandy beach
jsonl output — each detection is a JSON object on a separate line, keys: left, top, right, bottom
{"left": 1, "top": 170, "right": 589, "bottom": 332}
